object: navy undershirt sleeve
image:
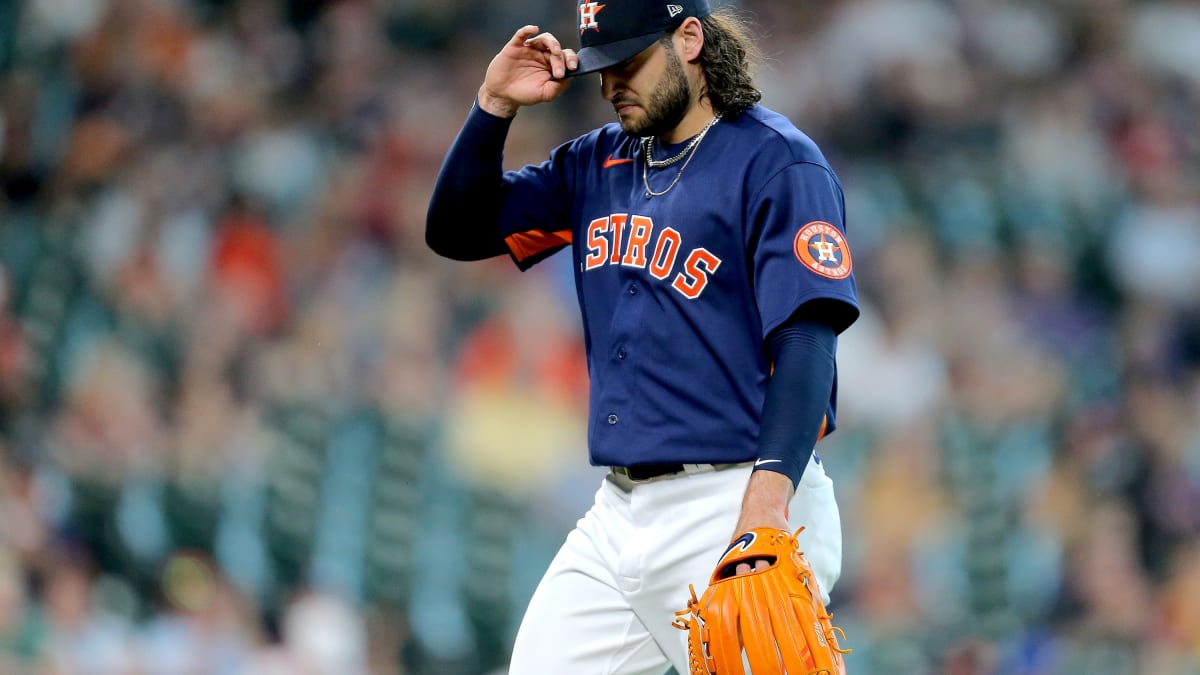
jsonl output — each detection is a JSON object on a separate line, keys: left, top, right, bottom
{"left": 425, "top": 102, "right": 514, "bottom": 260}
{"left": 754, "top": 317, "right": 837, "bottom": 488}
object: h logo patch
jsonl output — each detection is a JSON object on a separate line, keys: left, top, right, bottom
{"left": 580, "top": 2, "right": 605, "bottom": 32}
{"left": 812, "top": 237, "right": 840, "bottom": 263}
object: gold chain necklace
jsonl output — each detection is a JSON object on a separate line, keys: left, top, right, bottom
{"left": 640, "top": 113, "right": 722, "bottom": 198}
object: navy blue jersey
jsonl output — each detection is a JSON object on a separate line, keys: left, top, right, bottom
{"left": 495, "top": 105, "right": 858, "bottom": 467}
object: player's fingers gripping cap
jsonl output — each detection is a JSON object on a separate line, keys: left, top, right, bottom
{"left": 569, "top": 0, "right": 712, "bottom": 77}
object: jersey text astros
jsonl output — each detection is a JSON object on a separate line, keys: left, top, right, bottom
{"left": 583, "top": 213, "right": 722, "bottom": 300}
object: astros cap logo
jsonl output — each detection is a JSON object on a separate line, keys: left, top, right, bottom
{"left": 579, "top": 1, "right": 605, "bottom": 33}
{"left": 794, "top": 221, "right": 853, "bottom": 279}
{"left": 569, "top": 0, "right": 711, "bottom": 77}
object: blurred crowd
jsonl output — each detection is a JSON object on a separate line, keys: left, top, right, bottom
{"left": 0, "top": 0, "right": 1197, "bottom": 673}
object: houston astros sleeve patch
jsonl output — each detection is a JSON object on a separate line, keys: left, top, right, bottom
{"left": 793, "top": 221, "right": 852, "bottom": 280}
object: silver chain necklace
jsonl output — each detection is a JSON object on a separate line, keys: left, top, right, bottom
{"left": 640, "top": 112, "right": 722, "bottom": 198}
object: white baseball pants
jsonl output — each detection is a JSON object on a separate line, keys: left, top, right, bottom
{"left": 507, "top": 454, "right": 842, "bottom": 674}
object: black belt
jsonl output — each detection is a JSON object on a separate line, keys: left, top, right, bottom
{"left": 610, "top": 463, "right": 688, "bottom": 481}
{"left": 607, "top": 461, "right": 754, "bottom": 488}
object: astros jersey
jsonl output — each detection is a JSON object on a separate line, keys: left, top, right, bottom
{"left": 494, "top": 105, "right": 859, "bottom": 467}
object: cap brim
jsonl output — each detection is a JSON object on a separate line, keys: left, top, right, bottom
{"left": 564, "top": 32, "right": 662, "bottom": 78}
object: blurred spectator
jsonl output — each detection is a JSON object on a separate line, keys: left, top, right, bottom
{"left": 0, "top": 545, "right": 43, "bottom": 674}
{"left": 0, "top": 266, "right": 32, "bottom": 432}
{"left": 39, "top": 548, "right": 136, "bottom": 675}
{"left": 250, "top": 590, "right": 369, "bottom": 675}
{"left": 137, "top": 551, "right": 258, "bottom": 674}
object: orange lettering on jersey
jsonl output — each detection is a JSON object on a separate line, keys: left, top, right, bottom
{"left": 609, "top": 213, "right": 628, "bottom": 264}
{"left": 584, "top": 216, "right": 610, "bottom": 270}
{"left": 581, "top": 214, "right": 723, "bottom": 299}
{"left": 672, "top": 248, "right": 722, "bottom": 299}
{"left": 648, "top": 227, "right": 681, "bottom": 280}
{"left": 622, "top": 215, "right": 653, "bottom": 268}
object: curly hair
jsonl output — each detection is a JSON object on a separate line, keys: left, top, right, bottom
{"left": 696, "top": 9, "right": 763, "bottom": 117}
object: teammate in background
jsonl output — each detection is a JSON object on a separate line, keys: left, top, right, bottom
{"left": 426, "top": 0, "right": 859, "bottom": 671}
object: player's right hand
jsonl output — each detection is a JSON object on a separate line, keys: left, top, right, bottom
{"left": 478, "top": 26, "right": 578, "bottom": 118}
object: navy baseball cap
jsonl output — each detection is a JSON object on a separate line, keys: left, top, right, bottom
{"left": 568, "top": 0, "right": 713, "bottom": 77}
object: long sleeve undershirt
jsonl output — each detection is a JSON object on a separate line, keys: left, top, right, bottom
{"left": 755, "top": 316, "right": 838, "bottom": 488}
{"left": 425, "top": 103, "right": 514, "bottom": 260}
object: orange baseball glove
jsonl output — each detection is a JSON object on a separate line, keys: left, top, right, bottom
{"left": 673, "top": 527, "right": 850, "bottom": 674}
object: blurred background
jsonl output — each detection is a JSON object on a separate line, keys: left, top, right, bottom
{"left": 0, "top": 0, "right": 1198, "bottom": 673}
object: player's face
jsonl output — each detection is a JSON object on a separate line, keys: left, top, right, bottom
{"left": 602, "top": 39, "right": 692, "bottom": 138}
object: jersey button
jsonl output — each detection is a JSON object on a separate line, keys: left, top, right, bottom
{"left": 628, "top": 284, "right": 638, "bottom": 295}
{"left": 607, "top": 414, "right": 619, "bottom": 425}
{"left": 617, "top": 347, "right": 627, "bottom": 360}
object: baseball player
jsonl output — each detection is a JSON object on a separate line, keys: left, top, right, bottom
{"left": 426, "top": 1, "right": 859, "bottom": 672}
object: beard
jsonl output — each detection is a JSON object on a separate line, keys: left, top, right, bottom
{"left": 618, "top": 46, "right": 691, "bottom": 138}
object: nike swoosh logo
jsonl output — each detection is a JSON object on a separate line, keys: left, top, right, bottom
{"left": 603, "top": 154, "right": 634, "bottom": 169}
{"left": 722, "top": 532, "right": 757, "bottom": 557}
{"left": 754, "top": 458, "right": 783, "bottom": 467}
